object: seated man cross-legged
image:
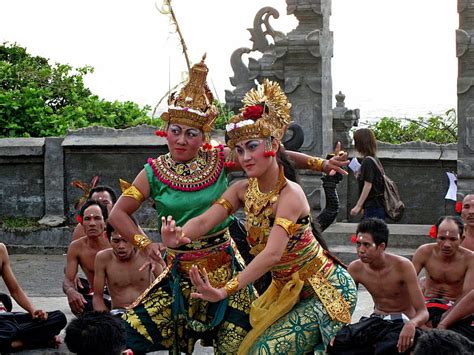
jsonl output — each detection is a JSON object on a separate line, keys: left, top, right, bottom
{"left": 327, "top": 218, "right": 428, "bottom": 355}
{"left": 0, "top": 243, "right": 67, "bottom": 351}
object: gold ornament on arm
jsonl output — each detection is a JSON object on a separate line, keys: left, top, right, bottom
{"left": 223, "top": 274, "right": 240, "bottom": 296}
{"left": 133, "top": 234, "right": 153, "bottom": 251}
{"left": 274, "top": 217, "right": 301, "bottom": 238}
{"left": 307, "top": 157, "right": 325, "bottom": 172}
{"left": 213, "top": 198, "right": 234, "bottom": 216}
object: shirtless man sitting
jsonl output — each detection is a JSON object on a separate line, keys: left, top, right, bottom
{"left": 412, "top": 215, "right": 474, "bottom": 328}
{"left": 327, "top": 218, "right": 428, "bottom": 354}
{"left": 72, "top": 185, "right": 117, "bottom": 241}
{"left": 93, "top": 223, "right": 163, "bottom": 314}
{"left": 460, "top": 194, "right": 474, "bottom": 251}
{"left": 63, "top": 200, "right": 111, "bottom": 315}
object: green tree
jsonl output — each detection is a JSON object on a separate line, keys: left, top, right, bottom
{"left": 367, "top": 109, "right": 457, "bottom": 144}
{"left": 0, "top": 42, "right": 155, "bottom": 137}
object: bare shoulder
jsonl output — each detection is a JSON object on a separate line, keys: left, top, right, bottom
{"left": 68, "top": 237, "right": 87, "bottom": 254}
{"left": 387, "top": 253, "right": 415, "bottom": 272}
{"left": 280, "top": 181, "right": 307, "bottom": 205}
{"left": 348, "top": 259, "right": 364, "bottom": 279}
{"left": 414, "top": 243, "right": 434, "bottom": 258}
{"left": 96, "top": 248, "right": 113, "bottom": 262}
{"left": 0, "top": 243, "right": 8, "bottom": 263}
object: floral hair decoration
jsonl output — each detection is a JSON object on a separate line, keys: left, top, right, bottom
{"left": 429, "top": 225, "right": 437, "bottom": 239}
{"left": 455, "top": 201, "right": 462, "bottom": 214}
{"left": 225, "top": 79, "right": 292, "bottom": 149}
{"left": 351, "top": 234, "right": 357, "bottom": 244}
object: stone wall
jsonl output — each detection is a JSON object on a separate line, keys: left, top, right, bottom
{"left": 0, "top": 127, "right": 458, "bottom": 226}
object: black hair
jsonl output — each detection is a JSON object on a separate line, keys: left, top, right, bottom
{"left": 105, "top": 215, "right": 138, "bottom": 241}
{"left": 356, "top": 218, "right": 389, "bottom": 247}
{"left": 435, "top": 215, "right": 464, "bottom": 237}
{"left": 413, "top": 329, "right": 474, "bottom": 355}
{"left": 88, "top": 185, "right": 117, "bottom": 205}
{"left": 79, "top": 200, "right": 108, "bottom": 222}
{"left": 276, "top": 147, "right": 299, "bottom": 184}
{"left": 64, "top": 311, "right": 126, "bottom": 355}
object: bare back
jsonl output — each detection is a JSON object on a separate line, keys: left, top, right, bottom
{"left": 102, "top": 250, "right": 153, "bottom": 309}
{"left": 349, "top": 253, "right": 421, "bottom": 317}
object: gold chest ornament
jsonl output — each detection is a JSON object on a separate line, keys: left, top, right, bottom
{"left": 244, "top": 167, "right": 287, "bottom": 255}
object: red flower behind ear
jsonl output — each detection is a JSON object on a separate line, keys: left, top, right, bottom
{"left": 455, "top": 201, "right": 462, "bottom": 214}
{"left": 243, "top": 105, "right": 264, "bottom": 120}
{"left": 429, "top": 225, "right": 437, "bottom": 239}
{"left": 351, "top": 234, "right": 357, "bottom": 244}
{"left": 76, "top": 215, "right": 83, "bottom": 224}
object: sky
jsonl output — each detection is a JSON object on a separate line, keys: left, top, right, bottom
{"left": 0, "top": 0, "right": 458, "bottom": 122}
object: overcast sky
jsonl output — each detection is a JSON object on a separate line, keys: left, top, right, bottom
{"left": 0, "top": 0, "right": 458, "bottom": 121}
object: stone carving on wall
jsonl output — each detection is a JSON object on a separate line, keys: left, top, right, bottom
{"left": 225, "top": 0, "right": 334, "bottom": 156}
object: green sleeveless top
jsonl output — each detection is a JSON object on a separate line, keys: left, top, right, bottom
{"left": 145, "top": 146, "right": 233, "bottom": 234}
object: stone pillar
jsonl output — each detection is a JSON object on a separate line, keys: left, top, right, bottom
{"left": 332, "top": 91, "right": 359, "bottom": 148}
{"left": 225, "top": 0, "right": 334, "bottom": 156}
{"left": 39, "top": 137, "right": 65, "bottom": 226}
{"left": 457, "top": 1, "right": 474, "bottom": 198}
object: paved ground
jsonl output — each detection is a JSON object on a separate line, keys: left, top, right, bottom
{"left": 0, "top": 254, "right": 374, "bottom": 354}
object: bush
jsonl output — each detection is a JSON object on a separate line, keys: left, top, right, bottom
{"left": 0, "top": 42, "right": 155, "bottom": 137}
{"left": 366, "top": 109, "right": 457, "bottom": 144}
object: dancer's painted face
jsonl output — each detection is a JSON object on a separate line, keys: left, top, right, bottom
{"left": 166, "top": 124, "right": 204, "bottom": 162}
{"left": 235, "top": 139, "right": 274, "bottom": 178}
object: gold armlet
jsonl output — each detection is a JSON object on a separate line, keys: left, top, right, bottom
{"left": 224, "top": 274, "right": 240, "bottom": 296}
{"left": 122, "top": 185, "right": 145, "bottom": 204}
{"left": 213, "top": 198, "right": 234, "bottom": 216}
{"left": 133, "top": 234, "right": 152, "bottom": 250}
{"left": 307, "top": 157, "right": 325, "bottom": 172}
{"left": 274, "top": 217, "right": 300, "bottom": 237}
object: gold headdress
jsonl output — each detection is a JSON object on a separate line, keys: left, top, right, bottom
{"left": 160, "top": 54, "right": 218, "bottom": 140}
{"left": 225, "top": 79, "right": 292, "bottom": 148}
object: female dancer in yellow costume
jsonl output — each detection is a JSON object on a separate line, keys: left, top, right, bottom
{"left": 162, "top": 79, "right": 358, "bottom": 354}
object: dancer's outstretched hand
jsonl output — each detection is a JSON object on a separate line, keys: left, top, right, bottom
{"left": 323, "top": 141, "right": 349, "bottom": 176}
{"left": 189, "top": 265, "right": 227, "bottom": 303}
{"left": 141, "top": 242, "right": 166, "bottom": 271}
{"left": 161, "top": 215, "right": 191, "bottom": 248}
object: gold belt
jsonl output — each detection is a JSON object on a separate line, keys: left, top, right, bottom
{"left": 274, "top": 249, "right": 351, "bottom": 324}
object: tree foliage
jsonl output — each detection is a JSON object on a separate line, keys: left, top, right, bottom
{"left": 0, "top": 42, "right": 155, "bottom": 137}
{"left": 367, "top": 109, "right": 457, "bottom": 144}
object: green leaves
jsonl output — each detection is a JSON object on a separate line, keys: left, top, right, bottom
{"left": 367, "top": 109, "right": 457, "bottom": 144}
{"left": 0, "top": 42, "right": 153, "bottom": 137}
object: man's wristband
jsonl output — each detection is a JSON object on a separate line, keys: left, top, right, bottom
{"left": 133, "top": 234, "right": 152, "bottom": 250}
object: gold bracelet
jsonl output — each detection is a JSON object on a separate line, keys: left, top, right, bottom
{"left": 224, "top": 274, "right": 240, "bottom": 296}
{"left": 122, "top": 185, "right": 145, "bottom": 204}
{"left": 213, "top": 197, "right": 234, "bottom": 216}
{"left": 307, "top": 156, "right": 325, "bottom": 172}
{"left": 133, "top": 234, "right": 152, "bottom": 250}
